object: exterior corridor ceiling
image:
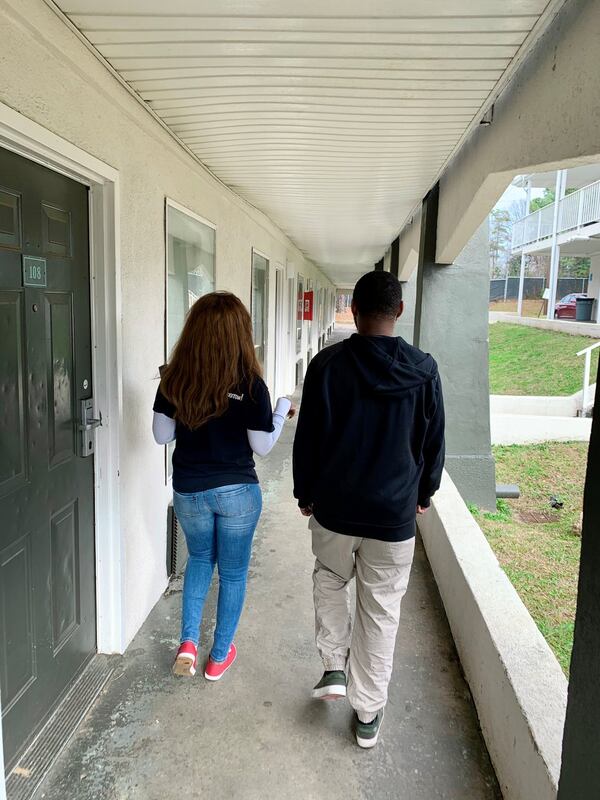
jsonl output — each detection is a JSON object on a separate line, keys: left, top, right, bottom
{"left": 57, "top": 0, "right": 557, "bottom": 285}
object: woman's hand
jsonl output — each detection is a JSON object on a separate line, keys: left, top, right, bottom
{"left": 275, "top": 397, "right": 296, "bottom": 419}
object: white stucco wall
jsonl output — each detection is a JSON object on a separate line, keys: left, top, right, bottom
{"left": 0, "top": 0, "right": 333, "bottom": 648}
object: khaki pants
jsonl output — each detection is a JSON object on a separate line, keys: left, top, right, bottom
{"left": 310, "top": 518, "right": 415, "bottom": 719}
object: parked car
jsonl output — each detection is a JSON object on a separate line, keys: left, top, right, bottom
{"left": 554, "top": 293, "right": 588, "bottom": 319}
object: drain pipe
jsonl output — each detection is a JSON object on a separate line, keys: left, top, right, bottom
{"left": 496, "top": 484, "right": 520, "bottom": 499}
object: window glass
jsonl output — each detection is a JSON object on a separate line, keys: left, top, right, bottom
{"left": 296, "top": 275, "right": 304, "bottom": 354}
{"left": 252, "top": 252, "right": 268, "bottom": 366}
{"left": 165, "top": 203, "right": 215, "bottom": 479}
{"left": 306, "top": 278, "right": 313, "bottom": 345}
{"left": 167, "top": 204, "right": 215, "bottom": 356}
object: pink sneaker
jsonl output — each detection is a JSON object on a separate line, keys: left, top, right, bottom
{"left": 204, "top": 643, "right": 237, "bottom": 681}
{"left": 173, "top": 641, "right": 197, "bottom": 677}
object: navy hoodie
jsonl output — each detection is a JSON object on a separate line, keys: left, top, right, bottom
{"left": 293, "top": 333, "right": 445, "bottom": 542}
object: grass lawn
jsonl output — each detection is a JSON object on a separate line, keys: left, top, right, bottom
{"left": 489, "top": 323, "right": 600, "bottom": 395}
{"left": 490, "top": 299, "right": 547, "bottom": 318}
{"left": 473, "top": 442, "right": 587, "bottom": 675}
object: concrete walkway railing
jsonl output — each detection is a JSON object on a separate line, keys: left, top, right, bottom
{"left": 418, "top": 472, "right": 568, "bottom": 800}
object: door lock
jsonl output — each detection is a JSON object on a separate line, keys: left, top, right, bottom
{"left": 79, "top": 398, "right": 102, "bottom": 457}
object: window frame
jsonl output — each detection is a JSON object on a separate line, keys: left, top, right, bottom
{"left": 251, "top": 247, "right": 270, "bottom": 371}
{"left": 164, "top": 197, "right": 217, "bottom": 361}
{"left": 164, "top": 198, "right": 217, "bottom": 482}
{"left": 296, "top": 273, "right": 305, "bottom": 354}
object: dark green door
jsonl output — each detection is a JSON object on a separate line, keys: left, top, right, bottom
{"left": 0, "top": 147, "right": 96, "bottom": 769}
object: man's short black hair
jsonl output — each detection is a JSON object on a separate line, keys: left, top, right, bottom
{"left": 352, "top": 270, "right": 403, "bottom": 319}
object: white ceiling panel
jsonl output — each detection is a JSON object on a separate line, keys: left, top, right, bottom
{"left": 55, "top": 0, "right": 557, "bottom": 284}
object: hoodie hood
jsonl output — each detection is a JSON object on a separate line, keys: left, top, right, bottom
{"left": 343, "top": 333, "right": 437, "bottom": 396}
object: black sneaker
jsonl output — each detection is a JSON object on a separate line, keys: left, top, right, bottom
{"left": 311, "top": 670, "right": 347, "bottom": 700}
{"left": 355, "top": 709, "right": 384, "bottom": 748}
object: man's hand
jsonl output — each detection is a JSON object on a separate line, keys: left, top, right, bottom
{"left": 416, "top": 505, "right": 428, "bottom": 515}
{"left": 300, "top": 504, "right": 313, "bottom": 517}
{"left": 287, "top": 403, "right": 297, "bottom": 419}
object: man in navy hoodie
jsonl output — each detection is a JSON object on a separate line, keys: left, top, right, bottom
{"left": 293, "top": 270, "right": 445, "bottom": 748}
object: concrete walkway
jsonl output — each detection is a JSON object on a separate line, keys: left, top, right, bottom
{"left": 491, "top": 412, "right": 592, "bottom": 445}
{"left": 35, "top": 330, "right": 500, "bottom": 800}
{"left": 489, "top": 311, "right": 600, "bottom": 338}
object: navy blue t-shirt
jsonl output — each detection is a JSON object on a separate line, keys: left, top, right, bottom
{"left": 153, "top": 377, "right": 274, "bottom": 493}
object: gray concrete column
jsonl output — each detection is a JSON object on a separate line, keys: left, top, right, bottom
{"left": 395, "top": 271, "right": 417, "bottom": 345}
{"left": 414, "top": 191, "right": 496, "bottom": 510}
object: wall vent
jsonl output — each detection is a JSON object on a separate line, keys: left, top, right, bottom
{"left": 167, "top": 503, "right": 188, "bottom": 577}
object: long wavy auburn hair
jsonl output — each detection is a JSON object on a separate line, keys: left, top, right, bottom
{"left": 160, "top": 291, "right": 262, "bottom": 429}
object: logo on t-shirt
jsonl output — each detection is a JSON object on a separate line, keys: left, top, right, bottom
{"left": 228, "top": 392, "right": 244, "bottom": 401}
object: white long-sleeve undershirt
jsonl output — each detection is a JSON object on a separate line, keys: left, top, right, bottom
{"left": 152, "top": 412, "right": 176, "bottom": 444}
{"left": 152, "top": 397, "right": 292, "bottom": 456}
{"left": 248, "top": 397, "right": 291, "bottom": 455}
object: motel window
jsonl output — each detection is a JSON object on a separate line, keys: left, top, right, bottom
{"left": 252, "top": 251, "right": 269, "bottom": 367}
{"left": 166, "top": 201, "right": 216, "bottom": 357}
{"left": 165, "top": 201, "right": 216, "bottom": 478}
{"left": 296, "top": 274, "right": 305, "bottom": 354}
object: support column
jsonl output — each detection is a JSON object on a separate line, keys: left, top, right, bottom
{"left": 557, "top": 359, "right": 600, "bottom": 799}
{"left": 517, "top": 178, "right": 532, "bottom": 317}
{"left": 586, "top": 254, "right": 600, "bottom": 323}
{"left": 414, "top": 186, "right": 496, "bottom": 509}
{"left": 395, "top": 272, "right": 417, "bottom": 345}
{"left": 547, "top": 169, "right": 567, "bottom": 319}
{"left": 390, "top": 236, "right": 400, "bottom": 277}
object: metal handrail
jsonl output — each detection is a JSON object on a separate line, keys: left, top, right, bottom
{"left": 576, "top": 340, "right": 600, "bottom": 410}
{"left": 511, "top": 179, "right": 600, "bottom": 249}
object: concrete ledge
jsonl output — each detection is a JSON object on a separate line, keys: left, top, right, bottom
{"left": 491, "top": 413, "right": 592, "bottom": 445}
{"left": 489, "top": 312, "right": 600, "bottom": 338}
{"left": 490, "top": 394, "right": 578, "bottom": 417}
{"left": 418, "top": 472, "right": 567, "bottom": 800}
{"left": 490, "top": 385, "right": 596, "bottom": 418}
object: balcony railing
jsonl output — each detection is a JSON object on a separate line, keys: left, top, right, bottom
{"left": 511, "top": 179, "right": 600, "bottom": 249}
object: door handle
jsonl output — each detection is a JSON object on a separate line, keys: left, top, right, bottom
{"left": 79, "top": 398, "right": 101, "bottom": 457}
{"left": 78, "top": 415, "right": 102, "bottom": 432}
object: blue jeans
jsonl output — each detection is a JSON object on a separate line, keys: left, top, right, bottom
{"left": 173, "top": 483, "right": 262, "bottom": 662}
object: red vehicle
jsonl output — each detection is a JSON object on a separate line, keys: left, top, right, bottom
{"left": 554, "top": 293, "right": 588, "bottom": 319}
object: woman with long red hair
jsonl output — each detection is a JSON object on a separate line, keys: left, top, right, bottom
{"left": 153, "top": 292, "right": 294, "bottom": 680}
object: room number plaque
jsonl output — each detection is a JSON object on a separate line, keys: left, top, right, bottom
{"left": 22, "top": 256, "right": 47, "bottom": 288}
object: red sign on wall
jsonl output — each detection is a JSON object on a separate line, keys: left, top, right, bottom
{"left": 303, "top": 291, "right": 314, "bottom": 321}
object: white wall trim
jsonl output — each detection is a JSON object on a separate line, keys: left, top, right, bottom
{"left": 0, "top": 102, "right": 125, "bottom": 662}
{"left": 165, "top": 197, "right": 216, "bottom": 231}
{"left": 252, "top": 247, "right": 270, "bottom": 262}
